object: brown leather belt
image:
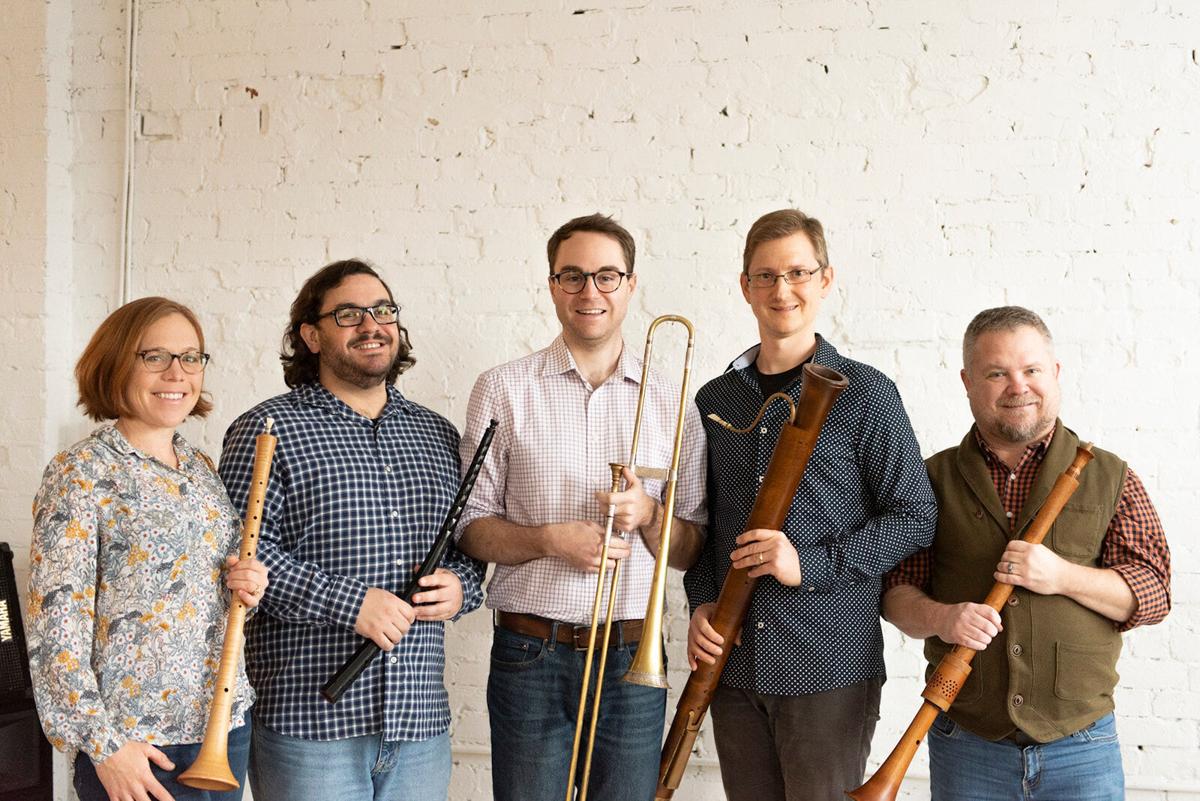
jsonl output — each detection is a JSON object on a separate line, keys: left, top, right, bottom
{"left": 495, "top": 611, "right": 643, "bottom": 651}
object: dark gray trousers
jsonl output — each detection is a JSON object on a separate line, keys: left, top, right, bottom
{"left": 709, "top": 677, "right": 882, "bottom": 801}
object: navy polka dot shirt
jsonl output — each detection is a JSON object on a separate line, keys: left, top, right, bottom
{"left": 685, "top": 335, "right": 936, "bottom": 695}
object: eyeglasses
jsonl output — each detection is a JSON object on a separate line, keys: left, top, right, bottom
{"left": 745, "top": 267, "right": 825, "bottom": 289}
{"left": 550, "top": 269, "right": 629, "bottom": 295}
{"left": 316, "top": 303, "right": 401, "bottom": 327}
{"left": 137, "top": 349, "right": 210, "bottom": 374}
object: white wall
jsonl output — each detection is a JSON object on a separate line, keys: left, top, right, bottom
{"left": 3, "top": 2, "right": 1198, "bottom": 798}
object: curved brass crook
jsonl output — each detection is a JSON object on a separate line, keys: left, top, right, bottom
{"left": 706, "top": 391, "right": 797, "bottom": 433}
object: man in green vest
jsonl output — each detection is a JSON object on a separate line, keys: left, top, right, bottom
{"left": 883, "top": 305, "right": 1171, "bottom": 800}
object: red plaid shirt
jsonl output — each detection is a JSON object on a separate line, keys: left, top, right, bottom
{"left": 885, "top": 428, "right": 1171, "bottom": 631}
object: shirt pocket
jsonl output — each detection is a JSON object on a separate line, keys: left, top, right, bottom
{"left": 1047, "top": 503, "right": 1108, "bottom": 563}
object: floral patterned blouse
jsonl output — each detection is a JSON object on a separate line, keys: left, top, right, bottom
{"left": 27, "top": 424, "right": 253, "bottom": 762}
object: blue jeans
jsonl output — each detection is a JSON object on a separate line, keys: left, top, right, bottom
{"left": 928, "top": 712, "right": 1125, "bottom": 800}
{"left": 248, "top": 723, "right": 450, "bottom": 801}
{"left": 73, "top": 718, "right": 251, "bottom": 801}
{"left": 487, "top": 624, "right": 666, "bottom": 801}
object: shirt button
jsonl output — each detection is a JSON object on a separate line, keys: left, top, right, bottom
{"left": 757, "top": 475, "right": 764, "bottom": 483}
{"left": 389, "top": 656, "right": 398, "bottom": 664}
{"left": 1012, "top": 694, "right": 1025, "bottom": 707}
{"left": 1008, "top": 595, "right": 1020, "bottom": 607}
{"left": 384, "top": 465, "right": 392, "bottom": 473}
{"left": 395, "top": 559, "right": 405, "bottom": 567}
{"left": 1009, "top": 473, "right": 1016, "bottom": 481}
{"left": 1005, "top": 511, "right": 1014, "bottom": 519}
{"left": 391, "top": 510, "right": 400, "bottom": 518}
{"left": 807, "top": 586, "right": 815, "bottom": 592}
{"left": 759, "top": 427, "right": 767, "bottom": 435}
{"left": 755, "top": 621, "right": 765, "bottom": 630}
{"left": 1011, "top": 643, "right": 1023, "bottom": 656}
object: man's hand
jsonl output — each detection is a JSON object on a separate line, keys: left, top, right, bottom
{"left": 354, "top": 587, "right": 416, "bottom": 650}
{"left": 686, "top": 603, "right": 742, "bottom": 670}
{"left": 550, "top": 521, "right": 632, "bottom": 573}
{"left": 995, "top": 541, "right": 1069, "bottom": 595}
{"left": 411, "top": 567, "right": 464, "bottom": 621}
{"left": 934, "top": 601, "right": 1003, "bottom": 649}
{"left": 595, "top": 467, "right": 659, "bottom": 533}
{"left": 94, "top": 740, "right": 176, "bottom": 801}
{"left": 730, "top": 528, "right": 802, "bottom": 586}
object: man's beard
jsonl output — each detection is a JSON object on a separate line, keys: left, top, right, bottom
{"left": 323, "top": 333, "right": 396, "bottom": 390}
{"left": 992, "top": 397, "right": 1055, "bottom": 443}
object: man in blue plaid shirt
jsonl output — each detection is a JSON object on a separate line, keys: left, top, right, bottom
{"left": 220, "top": 259, "right": 484, "bottom": 801}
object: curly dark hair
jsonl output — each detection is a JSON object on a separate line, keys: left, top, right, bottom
{"left": 281, "top": 259, "right": 415, "bottom": 388}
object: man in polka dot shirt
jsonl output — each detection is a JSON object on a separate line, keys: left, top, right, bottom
{"left": 882, "top": 306, "right": 1170, "bottom": 800}
{"left": 684, "top": 208, "right": 937, "bottom": 801}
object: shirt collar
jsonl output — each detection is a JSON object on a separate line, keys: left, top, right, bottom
{"left": 973, "top": 425, "right": 1055, "bottom": 471}
{"left": 541, "top": 334, "right": 640, "bottom": 386}
{"left": 727, "top": 334, "right": 838, "bottom": 384}
{"left": 96, "top": 423, "right": 196, "bottom": 467}
{"left": 295, "top": 381, "right": 412, "bottom": 420}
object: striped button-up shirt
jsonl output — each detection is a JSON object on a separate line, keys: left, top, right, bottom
{"left": 220, "top": 383, "right": 484, "bottom": 742}
{"left": 685, "top": 336, "right": 937, "bottom": 695}
{"left": 885, "top": 427, "right": 1171, "bottom": 630}
{"left": 457, "top": 335, "right": 707, "bottom": 623}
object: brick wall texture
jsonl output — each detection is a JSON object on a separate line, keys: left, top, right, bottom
{"left": 3, "top": 2, "right": 1198, "bottom": 798}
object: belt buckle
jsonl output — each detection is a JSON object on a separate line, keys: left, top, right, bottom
{"left": 571, "top": 621, "right": 620, "bottom": 651}
{"left": 572, "top": 623, "right": 593, "bottom": 651}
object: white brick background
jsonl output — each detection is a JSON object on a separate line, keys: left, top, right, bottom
{"left": 3, "top": 1, "right": 1198, "bottom": 798}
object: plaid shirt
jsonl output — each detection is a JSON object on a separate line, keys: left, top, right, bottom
{"left": 885, "top": 426, "right": 1171, "bottom": 631}
{"left": 220, "top": 383, "right": 484, "bottom": 741}
{"left": 457, "top": 335, "right": 707, "bottom": 623}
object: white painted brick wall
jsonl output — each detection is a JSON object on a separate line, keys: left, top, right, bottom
{"left": 4, "top": 2, "right": 1198, "bottom": 798}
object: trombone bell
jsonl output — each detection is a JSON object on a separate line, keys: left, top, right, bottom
{"left": 623, "top": 314, "right": 695, "bottom": 690}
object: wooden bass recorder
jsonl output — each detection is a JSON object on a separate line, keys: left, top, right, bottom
{"left": 655, "top": 363, "right": 848, "bottom": 800}
{"left": 179, "top": 418, "right": 277, "bottom": 790}
{"left": 846, "top": 443, "right": 1094, "bottom": 801}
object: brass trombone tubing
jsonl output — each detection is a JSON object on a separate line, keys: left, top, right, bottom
{"left": 565, "top": 462, "right": 626, "bottom": 801}
{"left": 565, "top": 314, "right": 696, "bottom": 801}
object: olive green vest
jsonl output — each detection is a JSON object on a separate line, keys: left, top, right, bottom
{"left": 924, "top": 422, "right": 1127, "bottom": 742}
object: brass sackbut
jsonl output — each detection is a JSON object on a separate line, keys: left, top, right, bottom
{"left": 565, "top": 315, "right": 695, "bottom": 801}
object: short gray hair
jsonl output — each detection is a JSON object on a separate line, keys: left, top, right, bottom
{"left": 962, "top": 306, "right": 1053, "bottom": 369}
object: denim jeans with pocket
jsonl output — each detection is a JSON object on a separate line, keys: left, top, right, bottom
{"left": 928, "top": 711, "right": 1125, "bottom": 800}
{"left": 487, "top": 623, "right": 666, "bottom": 801}
{"left": 248, "top": 723, "right": 450, "bottom": 801}
{"left": 74, "top": 716, "right": 251, "bottom": 801}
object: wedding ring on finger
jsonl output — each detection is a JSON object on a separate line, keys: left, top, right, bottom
{"left": 758, "top": 552, "right": 764, "bottom": 565}
{"left": 1006, "top": 561, "right": 1014, "bottom": 575}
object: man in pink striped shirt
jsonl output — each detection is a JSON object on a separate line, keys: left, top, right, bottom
{"left": 456, "top": 213, "right": 707, "bottom": 801}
